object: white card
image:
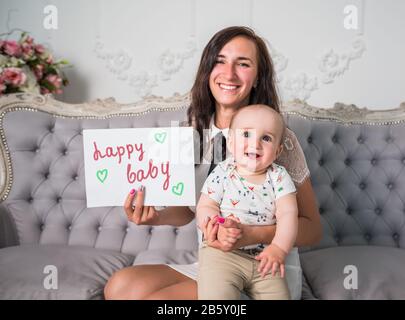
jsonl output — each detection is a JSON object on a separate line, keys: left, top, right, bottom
{"left": 83, "top": 127, "right": 195, "bottom": 207}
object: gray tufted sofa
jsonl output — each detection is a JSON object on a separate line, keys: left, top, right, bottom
{"left": 1, "top": 93, "right": 405, "bottom": 299}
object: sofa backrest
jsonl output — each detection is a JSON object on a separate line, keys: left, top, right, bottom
{"left": 1, "top": 93, "right": 405, "bottom": 254}
{"left": 0, "top": 93, "right": 198, "bottom": 256}
{"left": 283, "top": 101, "right": 405, "bottom": 251}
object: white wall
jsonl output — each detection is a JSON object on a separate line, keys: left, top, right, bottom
{"left": 1, "top": 0, "right": 404, "bottom": 109}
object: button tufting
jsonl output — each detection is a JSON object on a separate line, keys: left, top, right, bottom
{"left": 357, "top": 137, "right": 364, "bottom": 144}
{"left": 331, "top": 181, "right": 337, "bottom": 189}
{"left": 126, "top": 227, "right": 130, "bottom": 232}
{"left": 174, "top": 228, "right": 179, "bottom": 235}
{"left": 387, "top": 183, "right": 394, "bottom": 190}
{"left": 393, "top": 233, "right": 399, "bottom": 241}
{"left": 344, "top": 158, "right": 351, "bottom": 165}
{"left": 359, "top": 183, "right": 366, "bottom": 190}
{"left": 319, "top": 207, "right": 324, "bottom": 214}
{"left": 332, "top": 136, "right": 338, "bottom": 143}
{"left": 44, "top": 172, "right": 49, "bottom": 179}
{"left": 98, "top": 226, "right": 102, "bottom": 232}
{"left": 68, "top": 225, "right": 72, "bottom": 230}
{"left": 149, "top": 227, "right": 153, "bottom": 234}
{"left": 375, "top": 208, "right": 382, "bottom": 215}
{"left": 346, "top": 208, "right": 352, "bottom": 215}
{"left": 364, "top": 234, "right": 371, "bottom": 241}
{"left": 371, "top": 158, "right": 377, "bottom": 166}
{"left": 73, "top": 175, "right": 79, "bottom": 180}
{"left": 28, "top": 197, "right": 33, "bottom": 203}
{"left": 40, "top": 224, "right": 45, "bottom": 230}
{"left": 386, "top": 137, "right": 393, "bottom": 143}
{"left": 56, "top": 197, "right": 62, "bottom": 203}
{"left": 334, "top": 234, "right": 340, "bottom": 243}
{"left": 307, "top": 136, "right": 313, "bottom": 143}
{"left": 318, "top": 159, "right": 324, "bottom": 166}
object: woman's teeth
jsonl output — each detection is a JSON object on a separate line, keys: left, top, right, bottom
{"left": 219, "top": 84, "right": 238, "bottom": 91}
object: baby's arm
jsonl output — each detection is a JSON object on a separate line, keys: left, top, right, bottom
{"left": 272, "top": 193, "right": 299, "bottom": 254}
{"left": 196, "top": 193, "right": 221, "bottom": 231}
{"left": 256, "top": 193, "right": 298, "bottom": 278}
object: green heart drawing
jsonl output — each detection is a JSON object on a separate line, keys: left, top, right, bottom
{"left": 96, "top": 169, "right": 108, "bottom": 183}
{"left": 154, "top": 131, "right": 167, "bottom": 144}
{"left": 172, "top": 182, "right": 184, "bottom": 196}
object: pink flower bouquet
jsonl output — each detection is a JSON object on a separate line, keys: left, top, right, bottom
{"left": 0, "top": 31, "right": 69, "bottom": 96}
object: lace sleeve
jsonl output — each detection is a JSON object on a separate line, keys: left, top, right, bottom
{"left": 275, "top": 128, "right": 310, "bottom": 186}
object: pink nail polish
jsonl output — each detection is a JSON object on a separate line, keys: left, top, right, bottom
{"left": 217, "top": 217, "right": 225, "bottom": 224}
{"left": 130, "top": 189, "right": 135, "bottom": 195}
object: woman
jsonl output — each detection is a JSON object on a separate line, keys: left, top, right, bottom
{"left": 104, "top": 26, "right": 321, "bottom": 300}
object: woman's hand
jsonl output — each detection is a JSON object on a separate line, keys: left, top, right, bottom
{"left": 124, "top": 186, "right": 160, "bottom": 225}
{"left": 217, "top": 215, "right": 243, "bottom": 251}
{"left": 202, "top": 215, "right": 243, "bottom": 252}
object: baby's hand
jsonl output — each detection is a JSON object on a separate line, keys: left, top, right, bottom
{"left": 255, "top": 244, "right": 287, "bottom": 278}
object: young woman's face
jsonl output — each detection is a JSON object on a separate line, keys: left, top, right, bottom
{"left": 209, "top": 36, "right": 258, "bottom": 110}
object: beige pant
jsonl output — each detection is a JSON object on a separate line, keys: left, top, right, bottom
{"left": 197, "top": 245, "right": 291, "bottom": 300}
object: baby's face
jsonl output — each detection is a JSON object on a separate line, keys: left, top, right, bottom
{"left": 228, "top": 107, "right": 284, "bottom": 174}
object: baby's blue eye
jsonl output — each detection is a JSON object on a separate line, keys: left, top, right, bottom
{"left": 262, "top": 135, "right": 272, "bottom": 142}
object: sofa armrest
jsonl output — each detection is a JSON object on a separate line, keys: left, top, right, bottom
{"left": 0, "top": 203, "right": 19, "bottom": 248}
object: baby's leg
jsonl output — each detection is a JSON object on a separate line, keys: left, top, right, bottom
{"left": 246, "top": 269, "right": 291, "bottom": 300}
{"left": 197, "top": 246, "right": 248, "bottom": 300}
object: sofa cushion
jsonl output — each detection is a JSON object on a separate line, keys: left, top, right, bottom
{"left": 300, "top": 246, "right": 405, "bottom": 299}
{"left": 0, "top": 244, "right": 134, "bottom": 299}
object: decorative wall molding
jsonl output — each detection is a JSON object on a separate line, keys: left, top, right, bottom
{"left": 159, "top": 36, "right": 197, "bottom": 81}
{"left": 94, "top": 36, "right": 197, "bottom": 98}
{"left": 318, "top": 38, "right": 366, "bottom": 84}
{"left": 268, "top": 44, "right": 288, "bottom": 82}
{"left": 280, "top": 38, "right": 366, "bottom": 102}
{"left": 283, "top": 72, "right": 318, "bottom": 102}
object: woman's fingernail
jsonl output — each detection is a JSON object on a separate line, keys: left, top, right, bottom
{"left": 204, "top": 216, "right": 210, "bottom": 222}
{"left": 139, "top": 185, "right": 144, "bottom": 192}
{"left": 217, "top": 217, "right": 225, "bottom": 224}
{"left": 130, "top": 189, "right": 135, "bottom": 195}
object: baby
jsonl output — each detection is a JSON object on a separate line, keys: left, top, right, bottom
{"left": 196, "top": 104, "right": 298, "bottom": 300}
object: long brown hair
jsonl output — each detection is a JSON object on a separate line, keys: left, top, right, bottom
{"left": 188, "top": 26, "right": 280, "bottom": 161}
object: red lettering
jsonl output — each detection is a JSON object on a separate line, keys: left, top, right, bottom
{"left": 137, "top": 167, "right": 147, "bottom": 182}
{"left": 92, "top": 142, "right": 145, "bottom": 164}
{"left": 149, "top": 160, "right": 158, "bottom": 178}
{"left": 127, "top": 163, "right": 137, "bottom": 183}
{"left": 135, "top": 143, "right": 144, "bottom": 161}
{"left": 106, "top": 146, "right": 117, "bottom": 158}
{"left": 161, "top": 162, "right": 170, "bottom": 191}
{"left": 126, "top": 144, "right": 134, "bottom": 160}
{"left": 127, "top": 161, "right": 170, "bottom": 191}
{"left": 117, "top": 146, "right": 125, "bottom": 164}
{"left": 93, "top": 141, "right": 105, "bottom": 161}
